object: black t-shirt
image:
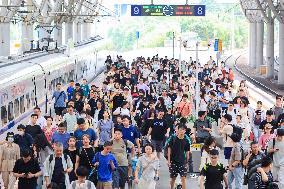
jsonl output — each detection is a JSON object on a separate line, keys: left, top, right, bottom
{"left": 200, "top": 163, "right": 226, "bottom": 189}
{"left": 13, "top": 158, "right": 41, "bottom": 189}
{"left": 25, "top": 125, "right": 42, "bottom": 139}
{"left": 74, "top": 100, "right": 84, "bottom": 113}
{"left": 259, "top": 119, "right": 278, "bottom": 131}
{"left": 168, "top": 93, "right": 177, "bottom": 103}
{"left": 215, "top": 78, "right": 223, "bottom": 85}
{"left": 169, "top": 136, "right": 190, "bottom": 164}
{"left": 113, "top": 95, "right": 124, "bottom": 110}
{"left": 64, "top": 149, "right": 79, "bottom": 166}
{"left": 51, "top": 157, "right": 65, "bottom": 184}
{"left": 79, "top": 147, "right": 95, "bottom": 170}
{"left": 88, "top": 98, "right": 98, "bottom": 115}
{"left": 150, "top": 118, "right": 168, "bottom": 141}
{"left": 156, "top": 69, "right": 164, "bottom": 81}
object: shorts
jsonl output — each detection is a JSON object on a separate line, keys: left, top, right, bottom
{"left": 112, "top": 166, "right": 128, "bottom": 188}
{"left": 224, "top": 147, "right": 233, "bottom": 160}
{"left": 169, "top": 163, "right": 187, "bottom": 178}
{"left": 151, "top": 139, "right": 163, "bottom": 152}
{"left": 97, "top": 181, "right": 113, "bottom": 189}
{"left": 54, "top": 107, "right": 65, "bottom": 116}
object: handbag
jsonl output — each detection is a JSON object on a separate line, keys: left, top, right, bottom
{"left": 243, "top": 173, "right": 248, "bottom": 185}
{"left": 267, "top": 182, "right": 279, "bottom": 189}
{"left": 243, "top": 167, "right": 248, "bottom": 185}
{"left": 83, "top": 148, "right": 99, "bottom": 186}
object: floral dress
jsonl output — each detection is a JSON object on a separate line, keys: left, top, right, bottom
{"left": 137, "top": 155, "right": 159, "bottom": 189}
{"left": 42, "top": 126, "right": 57, "bottom": 143}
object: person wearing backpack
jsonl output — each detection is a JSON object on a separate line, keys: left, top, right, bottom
{"left": 219, "top": 114, "right": 234, "bottom": 163}
{"left": 267, "top": 128, "right": 284, "bottom": 188}
{"left": 43, "top": 142, "right": 73, "bottom": 189}
{"left": 69, "top": 166, "right": 96, "bottom": 189}
{"left": 227, "top": 133, "right": 244, "bottom": 189}
{"left": 242, "top": 141, "right": 266, "bottom": 189}
{"left": 192, "top": 111, "right": 212, "bottom": 143}
{"left": 111, "top": 128, "right": 135, "bottom": 189}
{"left": 167, "top": 124, "right": 191, "bottom": 189}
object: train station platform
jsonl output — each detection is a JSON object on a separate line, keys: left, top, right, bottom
{"left": 234, "top": 52, "right": 284, "bottom": 97}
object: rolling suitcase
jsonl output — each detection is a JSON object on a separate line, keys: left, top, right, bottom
{"left": 191, "top": 143, "right": 203, "bottom": 173}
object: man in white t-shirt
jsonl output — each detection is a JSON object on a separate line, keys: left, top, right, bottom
{"left": 28, "top": 107, "right": 46, "bottom": 129}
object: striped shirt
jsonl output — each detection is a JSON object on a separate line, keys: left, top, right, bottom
{"left": 254, "top": 171, "right": 273, "bottom": 188}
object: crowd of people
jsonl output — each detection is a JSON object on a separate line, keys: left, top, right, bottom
{"left": 1, "top": 53, "right": 284, "bottom": 189}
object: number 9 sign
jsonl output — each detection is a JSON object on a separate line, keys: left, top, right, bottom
{"left": 194, "top": 5, "right": 206, "bottom": 16}
{"left": 131, "top": 5, "right": 142, "bottom": 16}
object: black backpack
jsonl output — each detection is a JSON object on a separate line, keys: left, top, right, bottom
{"left": 232, "top": 124, "right": 243, "bottom": 140}
{"left": 49, "top": 154, "right": 68, "bottom": 164}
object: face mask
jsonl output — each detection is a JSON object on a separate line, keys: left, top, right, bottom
{"left": 7, "top": 137, "right": 14, "bottom": 143}
{"left": 18, "top": 131, "right": 24, "bottom": 136}
{"left": 80, "top": 114, "right": 86, "bottom": 118}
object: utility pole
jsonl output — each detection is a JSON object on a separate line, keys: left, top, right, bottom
{"left": 173, "top": 32, "right": 175, "bottom": 59}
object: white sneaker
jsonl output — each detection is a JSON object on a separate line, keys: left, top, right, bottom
{"left": 190, "top": 173, "right": 198, "bottom": 179}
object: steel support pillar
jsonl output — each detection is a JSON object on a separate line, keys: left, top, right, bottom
{"left": 0, "top": 23, "right": 10, "bottom": 56}
{"left": 77, "top": 23, "right": 82, "bottom": 42}
{"left": 249, "top": 22, "right": 257, "bottom": 68}
{"left": 74, "top": 22, "right": 82, "bottom": 42}
{"left": 256, "top": 21, "right": 264, "bottom": 72}
{"left": 54, "top": 24, "right": 62, "bottom": 47}
{"left": 266, "top": 20, "right": 275, "bottom": 79}
{"left": 83, "top": 22, "right": 91, "bottom": 39}
{"left": 278, "top": 23, "right": 284, "bottom": 85}
{"left": 21, "top": 23, "right": 33, "bottom": 52}
{"left": 65, "top": 22, "right": 73, "bottom": 44}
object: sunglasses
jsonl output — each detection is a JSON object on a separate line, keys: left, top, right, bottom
{"left": 210, "top": 156, "right": 218, "bottom": 159}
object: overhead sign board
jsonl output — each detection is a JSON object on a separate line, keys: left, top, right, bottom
{"left": 131, "top": 5, "right": 206, "bottom": 16}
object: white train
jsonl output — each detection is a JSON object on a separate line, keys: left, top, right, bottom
{"left": 0, "top": 37, "right": 108, "bottom": 140}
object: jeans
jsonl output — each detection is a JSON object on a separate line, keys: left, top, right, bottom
{"left": 252, "top": 125, "right": 261, "bottom": 142}
{"left": 228, "top": 166, "right": 244, "bottom": 189}
{"left": 37, "top": 175, "right": 43, "bottom": 189}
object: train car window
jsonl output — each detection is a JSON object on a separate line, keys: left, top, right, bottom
{"left": 20, "top": 95, "right": 25, "bottom": 113}
{"left": 14, "top": 98, "right": 20, "bottom": 118}
{"left": 1, "top": 106, "right": 7, "bottom": 125}
{"left": 7, "top": 102, "right": 14, "bottom": 122}
{"left": 26, "top": 93, "right": 31, "bottom": 109}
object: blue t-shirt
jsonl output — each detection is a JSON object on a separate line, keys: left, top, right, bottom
{"left": 51, "top": 132, "right": 70, "bottom": 149}
{"left": 67, "top": 86, "right": 74, "bottom": 101}
{"left": 122, "top": 125, "right": 140, "bottom": 146}
{"left": 52, "top": 91, "right": 67, "bottom": 108}
{"left": 217, "top": 92, "right": 228, "bottom": 108}
{"left": 74, "top": 128, "right": 97, "bottom": 148}
{"left": 92, "top": 152, "right": 118, "bottom": 182}
{"left": 14, "top": 133, "right": 34, "bottom": 154}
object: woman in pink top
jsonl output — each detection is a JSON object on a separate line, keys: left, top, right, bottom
{"left": 42, "top": 116, "right": 57, "bottom": 143}
{"left": 258, "top": 124, "right": 275, "bottom": 151}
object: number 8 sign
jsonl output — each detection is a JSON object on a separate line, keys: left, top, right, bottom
{"left": 194, "top": 5, "right": 206, "bottom": 16}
